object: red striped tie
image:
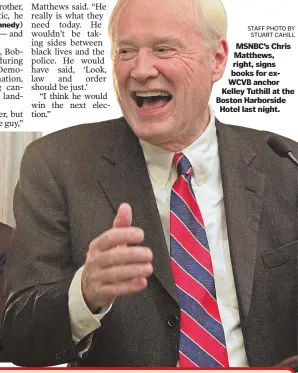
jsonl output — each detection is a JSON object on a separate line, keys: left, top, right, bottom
{"left": 170, "top": 152, "right": 229, "bottom": 367}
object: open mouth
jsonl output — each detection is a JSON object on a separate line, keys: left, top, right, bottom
{"left": 131, "top": 91, "right": 173, "bottom": 109}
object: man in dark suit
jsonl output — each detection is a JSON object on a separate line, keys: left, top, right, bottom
{"left": 1, "top": 0, "right": 297, "bottom": 367}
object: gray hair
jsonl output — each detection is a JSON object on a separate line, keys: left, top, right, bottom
{"left": 194, "top": 0, "right": 228, "bottom": 47}
{"left": 108, "top": 0, "right": 228, "bottom": 52}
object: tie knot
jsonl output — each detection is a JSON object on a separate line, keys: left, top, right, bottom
{"left": 173, "top": 153, "right": 193, "bottom": 176}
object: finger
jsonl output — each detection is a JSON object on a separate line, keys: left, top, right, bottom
{"left": 113, "top": 203, "right": 132, "bottom": 228}
{"left": 96, "top": 278, "right": 148, "bottom": 299}
{"left": 89, "top": 246, "right": 153, "bottom": 268}
{"left": 88, "top": 227, "right": 144, "bottom": 254}
{"left": 98, "top": 263, "right": 153, "bottom": 284}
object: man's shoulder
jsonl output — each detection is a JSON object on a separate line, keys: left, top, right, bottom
{"left": 32, "top": 117, "right": 130, "bottom": 150}
{"left": 217, "top": 122, "right": 297, "bottom": 181}
{"left": 219, "top": 121, "right": 297, "bottom": 153}
{"left": 23, "top": 117, "right": 138, "bottom": 166}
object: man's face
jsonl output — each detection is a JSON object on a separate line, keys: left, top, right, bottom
{"left": 112, "top": 0, "right": 227, "bottom": 150}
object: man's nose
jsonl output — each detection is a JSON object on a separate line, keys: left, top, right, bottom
{"left": 130, "top": 49, "right": 159, "bottom": 82}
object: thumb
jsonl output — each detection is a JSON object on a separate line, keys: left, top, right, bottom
{"left": 113, "top": 203, "right": 132, "bottom": 228}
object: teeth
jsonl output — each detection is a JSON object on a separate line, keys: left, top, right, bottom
{"left": 135, "top": 91, "right": 171, "bottom": 97}
{"left": 133, "top": 90, "right": 172, "bottom": 108}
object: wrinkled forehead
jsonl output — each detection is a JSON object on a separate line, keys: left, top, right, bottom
{"left": 110, "top": 0, "right": 199, "bottom": 40}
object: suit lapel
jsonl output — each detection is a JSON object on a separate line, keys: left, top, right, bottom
{"left": 96, "top": 119, "right": 178, "bottom": 304}
{"left": 216, "top": 120, "right": 265, "bottom": 323}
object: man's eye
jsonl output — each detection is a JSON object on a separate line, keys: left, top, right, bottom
{"left": 155, "top": 47, "right": 175, "bottom": 57}
{"left": 117, "top": 49, "right": 136, "bottom": 60}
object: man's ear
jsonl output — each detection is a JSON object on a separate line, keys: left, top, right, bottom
{"left": 211, "top": 38, "right": 228, "bottom": 83}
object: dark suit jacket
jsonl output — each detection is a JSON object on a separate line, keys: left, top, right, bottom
{"left": 0, "top": 222, "right": 12, "bottom": 362}
{"left": 0, "top": 223, "right": 12, "bottom": 310}
{"left": 1, "top": 118, "right": 297, "bottom": 367}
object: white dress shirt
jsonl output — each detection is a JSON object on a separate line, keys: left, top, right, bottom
{"left": 69, "top": 108, "right": 248, "bottom": 366}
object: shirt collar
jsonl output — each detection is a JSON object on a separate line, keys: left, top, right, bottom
{"left": 140, "top": 107, "right": 217, "bottom": 187}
